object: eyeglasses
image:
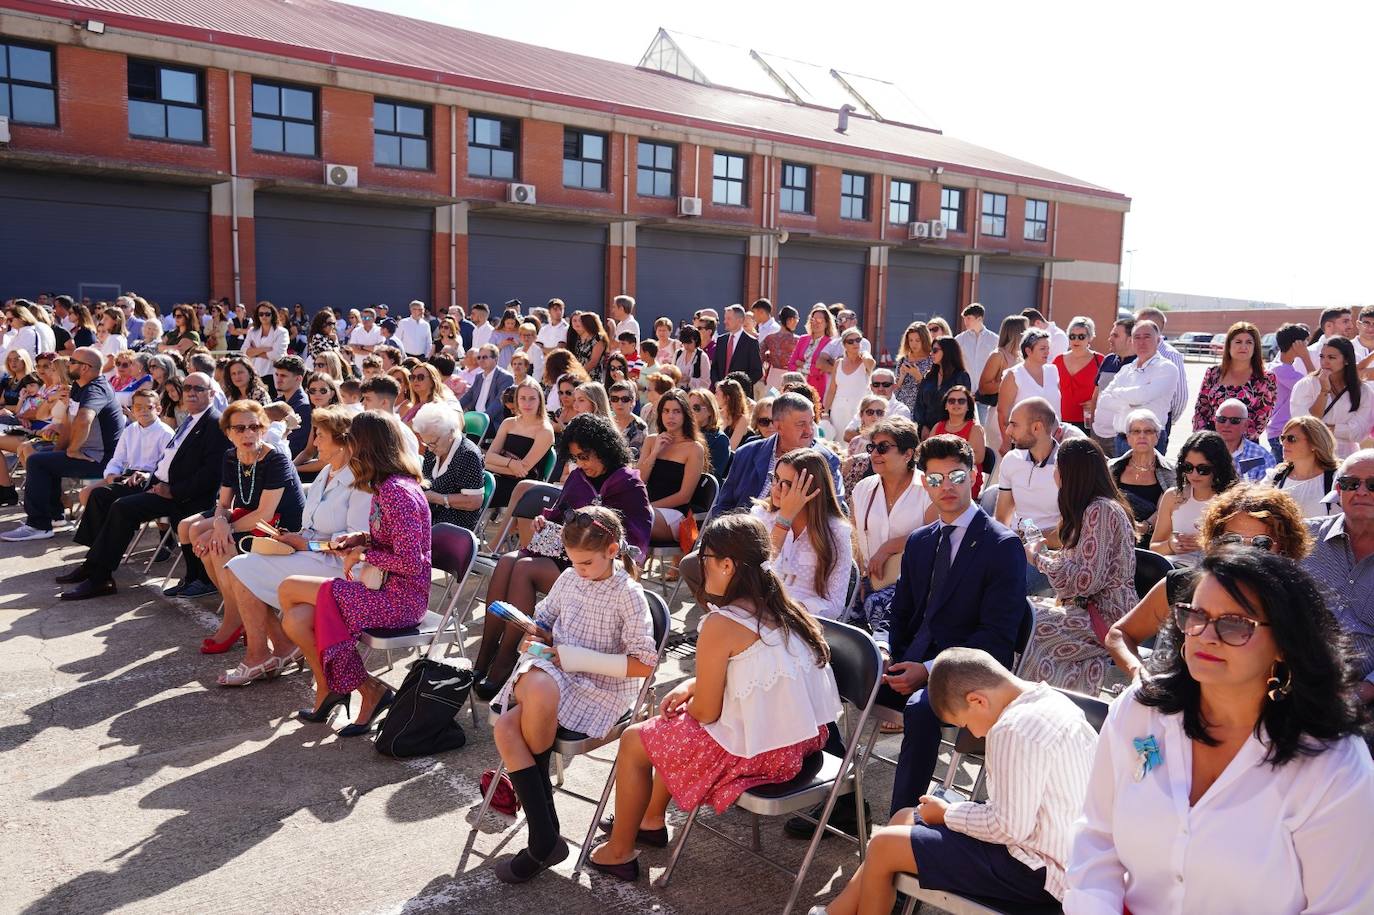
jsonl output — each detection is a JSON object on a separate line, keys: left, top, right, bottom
{"left": 569, "top": 449, "right": 594, "bottom": 463}
{"left": 1180, "top": 462, "right": 1213, "bottom": 476}
{"left": 229, "top": 423, "right": 263, "bottom": 434}
{"left": 256, "top": 312, "right": 274, "bottom": 319}
{"left": 756, "top": 417, "right": 772, "bottom": 427}
{"left": 1216, "top": 532, "right": 1277, "bottom": 551}
{"left": 924, "top": 469, "right": 969, "bottom": 487}
{"left": 610, "top": 395, "right": 634, "bottom": 404}
{"left": 183, "top": 383, "right": 211, "bottom": 393}
{"left": 1336, "top": 475, "right": 1374, "bottom": 493}
{"left": 862, "top": 409, "right": 885, "bottom": 418}
{"left": 866, "top": 441, "right": 901, "bottom": 454}
{"left": 871, "top": 381, "right": 894, "bottom": 390}
{"left": 1215, "top": 416, "right": 1245, "bottom": 426}
{"left": 1173, "top": 603, "right": 1270, "bottom": 647}
{"left": 770, "top": 473, "right": 794, "bottom": 490}
{"left": 409, "top": 374, "right": 429, "bottom": 382}
{"left": 1068, "top": 333, "right": 1088, "bottom": 341}
{"left": 558, "top": 389, "right": 574, "bottom": 397}
{"left": 1128, "top": 427, "right": 1159, "bottom": 437}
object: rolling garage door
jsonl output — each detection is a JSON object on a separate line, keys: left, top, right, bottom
{"left": 0, "top": 169, "right": 208, "bottom": 306}
{"left": 635, "top": 230, "right": 746, "bottom": 329}
{"left": 777, "top": 243, "right": 867, "bottom": 322}
{"left": 978, "top": 260, "right": 1042, "bottom": 329}
{"left": 255, "top": 195, "right": 432, "bottom": 311}
{"left": 884, "top": 251, "right": 961, "bottom": 358}
{"left": 468, "top": 217, "right": 605, "bottom": 313}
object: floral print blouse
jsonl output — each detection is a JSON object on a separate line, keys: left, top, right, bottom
{"left": 1191, "top": 365, "right": 1277, "bottom": 441}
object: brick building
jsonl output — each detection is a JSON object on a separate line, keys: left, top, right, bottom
{"left": 0, "top": 0, "right": 1129, "bottom": 356}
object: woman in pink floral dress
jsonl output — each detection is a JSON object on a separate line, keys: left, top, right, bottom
{"left": 278, "top": 412, "right": 432, "bottom": 737}
{"left": 1191, "top": 322, "right": 1277, "bottom": 441}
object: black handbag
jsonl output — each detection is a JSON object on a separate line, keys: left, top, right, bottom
{"left": 374, "top": 658, "right": 473, "bottom": 758}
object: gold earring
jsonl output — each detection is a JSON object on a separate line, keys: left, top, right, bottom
{"left": 1266, "top": 661, "right": 1292, "bottom": 702}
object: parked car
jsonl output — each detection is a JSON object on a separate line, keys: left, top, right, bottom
{"left": 1261, "top": 333, "right": 1278, "bottom": 361}
{"left": 1174, "top": 332, "right": 1216, "bottom": 357}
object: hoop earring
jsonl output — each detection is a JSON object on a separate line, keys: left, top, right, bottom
{"left": 1266, "top": 661, "right": 1292, "bottom": 702}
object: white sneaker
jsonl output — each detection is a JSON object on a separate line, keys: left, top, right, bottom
{"left": 1, "top": 524, "right": 54, "bottom": 542}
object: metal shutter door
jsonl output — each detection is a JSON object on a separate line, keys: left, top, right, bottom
{"left": 884, "top": 252, "right": 961, "bottom": 358}
{"left": 777, "top": 243, "right": 867, "bottom": 323}
{"left": 0, "top": 169, "right": 208, "bottom": 305}
{"left": 635, "top": 230, "right": 746, "bottom": 329}
{"left": 978, "top": 260, "right": 1042, "bottom": 329}
{"left": 255, "top": 195, "right": 432, "bottom": 310}
{"left": 467, "top": 216, "right": 605, "bottom": 312}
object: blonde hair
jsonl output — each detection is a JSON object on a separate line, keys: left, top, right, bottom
{"left": 1280, "top": 416, "right": 1339, "bottom": 473}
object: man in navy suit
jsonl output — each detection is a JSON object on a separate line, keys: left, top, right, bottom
{"left": 883, "top": 433, "right": 1030, "bottom": 813}
{"left": 459, "top": 343, "right": 514, "bottom": 438}
{"left": 710, "top": 304, "right": 764, "bottom": 388}
{"left": 708, "top": 392, "right": 843, "bottom": 519}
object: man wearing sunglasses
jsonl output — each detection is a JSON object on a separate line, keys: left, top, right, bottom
{"left": 345, "top": 308, "right": 384, "bottom": 372}
{"left": 841, "top": 369, "right": 911, "bottom": 440}
{"left": 1301, "top": 449, "right": 1374, "bottom": 704}
{"left": 1213, "top": 398, "right": 1275, "bottom": 481}
{"left": 459, "top": 343, "right": 513, "bottom": 442}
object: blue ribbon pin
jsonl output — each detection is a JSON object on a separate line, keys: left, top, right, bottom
{"left": 1132, "top": 735, "right": 1162, "bottom": 781}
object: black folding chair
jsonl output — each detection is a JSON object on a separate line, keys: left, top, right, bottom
{"left": 1133, "top": 548, "right": 1174, "bottom": 601}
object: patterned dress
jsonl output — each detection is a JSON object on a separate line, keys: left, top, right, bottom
{"left": 1191, "top": 365, "right": 1277, "bottom": 441}
{"left": 318, "top": 475, "right": 432, "bottom": 693}
{"left": 1018, "top": 498, "right": 1137, "bottom": 695}
{"left": 894, "top": 355, "right": 932, "bottom": 416}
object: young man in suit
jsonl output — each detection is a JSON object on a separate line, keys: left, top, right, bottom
{"left": 710, "top": 304, "right": 763, "bottom": 389}
{"left": 55, "top": 373, "right": 230, "bottom": 599}
{"left": 459, "top": 343, "right": 514, "bottom": 439}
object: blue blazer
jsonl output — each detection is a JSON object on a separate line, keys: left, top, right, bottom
{"left": 459, "top": 366, "right": 514, "bottom": 431}
{"left": 709, "top": 434, "right": 843, "bottom": 520}
{"left": 887, "top": 508, "right": 1029, "bottom": 669}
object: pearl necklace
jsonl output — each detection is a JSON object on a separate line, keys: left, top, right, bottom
{"left": 236, "top": 446, "right": 263, "bottom": 507}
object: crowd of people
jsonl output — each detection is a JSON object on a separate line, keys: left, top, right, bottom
{"left": 3, "top": 288, "right": 1374, "bottom": 912}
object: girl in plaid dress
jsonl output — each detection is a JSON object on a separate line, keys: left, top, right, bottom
{"left": 491, "top": 506, "right": 658, "bottom": 884}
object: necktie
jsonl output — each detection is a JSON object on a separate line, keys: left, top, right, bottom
{"left": 169, "top": 414, "right": 193, "bottom": 447}
{"left": 725, "top": 333, "right": 735, "bottom": 368}
{"left": 926, "top": 524, "right": 953, "bottom": 606}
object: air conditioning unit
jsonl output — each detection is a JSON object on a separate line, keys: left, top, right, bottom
{"left": 907, "top": 221, "right": 930, "bottom": 240}
{"left": 677, "top": 196, "right": 703, "bottom": 217}
{"left": 507, "top": 183, "right": 537, "bottom": 205}
{"left": 0, "top": 116, "right": 10, "bottom": 145}
{"left": 929, "top": 220, "right": 948, "bottom": 240}
{"left": 324, "top": 164, "right": 357, "bottom": 188}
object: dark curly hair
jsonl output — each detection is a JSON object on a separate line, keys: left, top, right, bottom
{"left": 1174, "top": 430, "right": 1239, "bottom": 495}
{"left": 1138, "top": 547, "right": 1369, "bottom": 766}
{"left": 558, "top": 412, "right": 632, "bottom": 473}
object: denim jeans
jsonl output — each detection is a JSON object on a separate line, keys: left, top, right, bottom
{"left": 23, "top": 451, "right": 104, "bottom": 530}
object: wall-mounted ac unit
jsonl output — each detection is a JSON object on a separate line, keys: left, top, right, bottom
{"left": 0, "top": 116, "right": 10, "bottom": 145}
{"left": 929, "top": 220, "right": 948, "bottom": 240}
{"left": 678, "top": 196, "right": 703, "bottom": 217}
{"left": 507, "top": 183, "right": 537, "bottom": 205}
{"left": 907, "top": 221, "right": 930, "bottom": 240}
{"left": 325, "top": 164, "right": 357, "bottom": 188}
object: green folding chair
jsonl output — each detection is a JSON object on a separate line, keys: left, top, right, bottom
{"left": 464, "top": 411, "right": 490, "bottom": 442}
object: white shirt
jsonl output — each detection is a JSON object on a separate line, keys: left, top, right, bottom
{"left": 154, "top": 406, "right": 212, "bottom": 482}
{"left": 945, "top": 683, "right": 1098, "bottom": 902}
{"left": 1065, "top": 681, "right": 1374, "bottom": 915}
{"left": 1096, "top": 353, "right": 1180, "bottom": 436}
{"left": 1156, "top": 340, "right": 1189, "bottom": 422}
{"left": 852, "top": 473, "right": 931, "bottom": 643}
{"left": 751, "top": 507, "right": 853, "bottom": 621}
{"left": 347, "top": 323, "right": 384, "bottom": 370}
{"left": 756, "top": 317, "right": 781, "bottom": 340}
{"left": 612, "top": 314, "right": 641, "bottom": 343}
{"left": 241, "top": 326, "right": 288, "bottom": 378}
{"left": 955, "top": 326, "right": 1001, "bottom": 384}
{"left": 537, "top": 318, "right": 568, "bottom": 351}
{"left": 395, "top": 316, "right": 433, "bottom": 358}
{"left": 99, "top": 333, "right": 127, "bottom": 362}
{"left": 471, "top": 321, "right": 494, "bottom": 349}
{"left": 104, "top": 418, "right": 174, "bottom": 477}
{"left": 473, "top": 370, "right": 496, "bottom": 412}
{"left": 998, "top": 443, "right": 1062, "bottom": 534}
{"left": 1045, "top": 322, "right": 1070, "bottom": 360}
{"left": 1289, "top": 375, "right": 1374, "bottom": 457}
{"left": 1353, "top": 336, "right": 1374, "bottom": 363}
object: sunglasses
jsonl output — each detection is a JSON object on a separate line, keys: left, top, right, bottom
{"left": 756, "top": 417, "right": 773, "bottom": 427}
{"left": 691, "top": 404, "right": 707, "bottom": 412}
{"left": 1336, "top": 476, "right": 1374, "bottom": 493}
{"left": 610, "top": 395, "right": 634, "bottom": 404}
{"left": 871, "top": 381, "right": 894, "bottom": 390}
{"left": 116, "top": 361, "right": 132, "bottom": 368}
{"left": 559, "top": 389, "right": 574, "bottom": 397}
{"left": 229, "top": 423, "right": 263, "bottom": 434}
{"left": 862, "top": 408, "right": 885, "bottom": 417}
{"left": 569, "top": 449, "right": 594, "bottom": 462}
{"left": 478, "top": 355, "right": 495, "bottom": 361}
{"left": 1215, "top": 416, "right": 1245, "bottom": 426}
{"left": 1180, "top": 462, "right": 1213, "bottom": 476}
{"left": 945, "top": 397, "right": 969, "bottom": 406}
{"left": 924, "top": 469, "right": 969, "bottom": 487}
{"left": 256, "top": 312, "right": 274, "bottom": 318}
{"left": 866, "top": 441, "right": 902, "bottom": 454}
{"left": 1216, "top": 532, "right": 1277, "bottom": 551}
{"left": 183, "top": 383, "right": 211, "bottom": 393}
{"left": 1280, "top": 433, "right": 1303, "bottom": 444}
{"left": 409, "top": 373, "right": 429, "bottom": 382}
{"left": 308, "top": 386, "right": 332, "bottom": 395}
{"left": 1173, "top": 603, "right": 1270, "bottom": 647}
{"left": 1068, "top": 333, "right": 1088, "bottom": 341}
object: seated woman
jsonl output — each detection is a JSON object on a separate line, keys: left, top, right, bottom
{"left": 1105, "top": 482, "right": 1312, "bottom": 680}
{"left": 276, "top": 411, "right": 432, "bottom": 735}
{"left": 608, "top": 379, "right": 647, "bottom": 457}
{"left": 221, "top": 355, "right": 271, "bottom": 405}
{"left": 1066, "top": 548, "right": 1374, "bottom": 913}
{"left": 489, "top": 506, "right": 659, "bottom": 883}
{"left": 541, "top": 350, "right": 590, "bottom": 417}
{"left": 412, "top": 402, "right": 485, "bottom": 530}
{"left": 474, "top": 414, "right": 652, "bottom": 698}
{"left": 170, "top": 400, "right": 307, "bottom": 647}
{"left": 716, "top": 378, "right": 755, "bottom": 451}
{"left": 752, "top": 448, "right": 852, "bottom": 621}
{"left": 1150, "top": 430, "right": 1240, "bottom": 567}
{"left": 291, "top": 373, "right": 341, "bottom": 479}
{"left": 587, "top": 513, "right": 839, "bottom": 881}
{"left": 1017, "top": 437, "right": 1138, "bottom": 695}
{"left": 840, "top": 394, "right": 887, "bottom": 495}
{"left": 108, "top": 350, "right": 154, "bottom": 408}
{"left": 1107, "top": 408, "right": 1173, "bottom": 544}
{"left": 1263, "top": 415, "right": 1340, "bottom": 518}
{"left": 484, "top": 378, "right": 555, "bottom": 513}
{"left": 686, "top": 388, "right": 732, "bottom": 479}
{"left": 401, "top": 361, "right": 447, "bottom": 425}
{"left": 638, "top": 390, "right": 707, "bottom": 547}
{"left": 217, "top": 406, "right": 371, "bottom": 685}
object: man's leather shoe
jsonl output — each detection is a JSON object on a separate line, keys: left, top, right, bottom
{"left": 60, "top": 578, "right": 116, "bottom": 601}
{"left": 55, "top": 565, "right": 91, "bottom": 585}
{"left": 783, "top": 798, "right": 870, "bottom": 840}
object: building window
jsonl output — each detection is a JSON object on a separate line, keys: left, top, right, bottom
{"left": 0, "top": 40, "right": 56, "bottom": 126}
{"left": 251, "top": 80, "right": 317, "bottom": 156}
{"left": 940, "top": 187, "right": 964, "bottom": 232}
{"left": 1024, "top": 199, "right": 1049, "bottom": 242}
{"left": 128, "top": 59, "right": 203, "bottom": 143}
{"left": 779, "top": 162, "right": 811, "bottom": 214}
{"left": 374, "top": 99, "right": 430, "bottom": 170}
{"left": 889, "top": 179, "right": 914, "bottom": 224}
{"left": 981, "top": 192, "right": 1007, "bottom": 237}
{"left": 467, "top": 114, "right": 518, "bottom": 180}
{"left": 840, "top": 172, "right": 869, "bottom": 220}
{"left": 636, "top": 140, "right": 675, "bottom": 197}
{"left": 563, "top": 128, "right": 607, "bottom": 190}
{"left": 712, "top": 151, "right": 747, "bottom": 206}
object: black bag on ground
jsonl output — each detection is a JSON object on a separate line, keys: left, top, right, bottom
{"left": 375, "top": 658, "right": 472, "bottom": 757}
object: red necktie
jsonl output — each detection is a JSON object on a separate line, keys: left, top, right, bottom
{"left": 725, "top": 333, "right": 735, "bottom": 367}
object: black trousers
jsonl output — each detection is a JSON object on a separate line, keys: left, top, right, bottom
{"left": 74, "top": 482, "right": 180, "bottom": 576}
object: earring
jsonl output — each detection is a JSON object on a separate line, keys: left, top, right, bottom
{"left": 1266, "top": 661, "right": 1292, "bottom": 702}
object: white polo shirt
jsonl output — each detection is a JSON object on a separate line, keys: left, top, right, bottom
{"left": 998, "top": 443, "right": 1062, "bottom": 534}
{"left": 347, "top": 323, "right": 384, "bottom": 370}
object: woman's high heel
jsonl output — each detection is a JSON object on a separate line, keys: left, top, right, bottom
{"left": 200, "top": 626, "right": 245, "bottom": 655}
{"left": 338, "top": 688, "right": 396, "bottom": 737}
{"left": 297, "top": 691, "right": 351, "bottom": 723}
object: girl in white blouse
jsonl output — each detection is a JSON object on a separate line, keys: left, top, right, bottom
{"left": 1289, "top": 337, "right": 1374, "bottom": 459}
{"left": 753, "top": 448, "right": 853, "bottom": 621}
{"left": 1065, "top": 548, "right": 1374, "bottom": 915}
{"left": 587, "top": 512, "right": 841, "bottom": 882}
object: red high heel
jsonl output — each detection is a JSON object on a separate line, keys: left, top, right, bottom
{"left": 200, "top": 626, "right": 245, "bottom": 655}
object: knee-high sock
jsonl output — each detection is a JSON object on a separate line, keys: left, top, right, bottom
{"left": 533, "top": 748, "right": 558, "bottom": 832}
{"left": 180, "top": 543, "right": 208, "bottom": 585}
{"left": 509, "top": 764, "right": 558, "bottom": 860}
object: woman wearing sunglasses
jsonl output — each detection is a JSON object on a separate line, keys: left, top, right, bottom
{"left": 1050, "top": 316, "right": 1103, "bottom": 432}
{"left": 822, "top": 329, "right": 875, "bottom": 440}
{"left": 1262, "top": 416, "right": 1340, "bottom": 518}
{"left": 240, "top": 300, "right": 289, "bottom": 383}
{"left": 608, "top": 380, "right": 647, "bottom": 457}
{"left": 1067, "top": 547, "right": 1374, "bottom": 914}
{"left": 929, "top": 384, "right": 986, "bottom": 499}
{"left": 1150, "top": 431, "right": 1239, "bottom": 566}
{"left": 912, "top": 337, "right": 970, "bottom": 437}
{"left": 750, "top": 396, "right": 774, "bottom": 440}
{"left": 1107, "top": 482, "right": 1311, "bottom": 680}
{"left": 687, "top": 388, "right": 733, "bottom": 480}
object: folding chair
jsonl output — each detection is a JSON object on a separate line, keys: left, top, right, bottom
{"left": 463, "top": 480, "right": 562, "bottom": 616}
{"left": 534, "top": 448, "right": 557, "bottom": 482}
{"left": 472, "top": 590, "right": 673, "bottom": 832}
{"left": 1133, "top": 548, "right": 1174, "bottom": 601}
{"left": 654, "top": 618, "right": 883, "bottom": 915}
{"left": 463, "top": 411, "right": 490, "bottom": 443}
{"left": 469, "top": 471, "right": 497, "bottom": 541}
{"left": 643, "top": 473, "right": 718, "bottom": 591}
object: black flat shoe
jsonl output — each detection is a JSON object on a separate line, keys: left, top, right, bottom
{"left": 494, "top": 838, "right": 569, "bottom": 884}
{"left": 297, "top": 691, "right": 351, "bottom": 723}
{"left": 59, "top": 578, "right": 116, "bottom": 601}
{"left": 338, "top": 687, "right": 395, "bottom": 737}
{"left": 586, "top": 853, "right": 641, "bottom": 882}
{"left": 597, "top": 814, "right": 669, "bottom": 848}
{"left": 55, "top": 565, "right": 91, "bottom": 585}
{"left": 473, "top": 674, "right": 508, "bottom": 702}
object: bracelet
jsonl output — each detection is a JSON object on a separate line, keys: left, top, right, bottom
{"left": 443, "top": 494, "right": 450, "bottom": 508}
{"left": 774, "top": 515, "right": 794, "bottom": 530}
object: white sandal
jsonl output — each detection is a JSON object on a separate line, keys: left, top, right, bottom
{"left": 218, "top": 656, "right": 281, "bottom": 687}
{"left": 272, "top": 647, "right": 305, "bottom": 675}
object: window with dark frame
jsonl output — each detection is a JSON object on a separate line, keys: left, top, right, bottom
{"left": 251, "top": 80, "right": 317, "bottom": 156}
{"left": 0, "top": 40, "right": 57, "bottom": 126}
{"left": 981, "top": 192, "right": 1008, "bottom": 237}
{"left": 712, "top": 151, "right": 747, "bottom": 206}
{"left": 563, "top": 128, "right": 607, "bottom": 190}
{"left": 374, "top": 98, "right": 430, "bottom": 170}
{"left": 779, "top": 162, "right": 811, "bottom": 214}
{"left": 636, "top": 140, "right": 676, "bottom": 197}
{"left": 889, "top": 179, "right": 914, "bottom": 224}
{"left": 467, "top": 113, "right": 518, "bottom": 180}
{"left": 840, "top": 172, "right": 869, "bottom": 220}
{"left": 940, "top": 187, "right": 964, "bottom": 232}
{"left": 127, "top": 59, "right": 204, "bottom": 143}
{"left": 1024, "top": 199, "right": 1049, "bottom": 241}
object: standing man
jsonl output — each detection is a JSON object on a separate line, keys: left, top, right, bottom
{"left": 1353, "top": 305, "right": 1374, "bottom": 363}
{"left": 608, "top": 294, "right": 640, "bottom": 345}
{"left": 396, "top": 300, "right": 434, "bottom": 359}
{"left": 459, "top": 343, "right": 514, "bottom": 438}
{"left": 1023, "top": 308, "right": 1069, "bottom": 360}
{"left": 537, "top": 298, "right": 569, "bottom": 353}
{"left": 1308, "top": 306, "right": 1355, "bottom": 361}
{"left": 710, "top": 304, "right": 763, "bottom": 388}
{"left": 752, "top": 298, "right": 780, "bottom": 342}
{"left": 954, "top": 303, "right": 1000, "bottom": 421}
{"left": 345, "top": 307, "right": 384, "bottom": 372}
{"left": 1213, "top": 398, "right": 1275, "bottom": 481}
{"left": 469, "top": 303, "right": 494, "bottom": 350}
{"left": 1098, "top": 319, "right": 1181, "bottom": 455}
{"left": 1265, "top": 323, "right": 1316, "bottom": 461}
{"left": 1088, "top": 318, "right": 1136, "bottom": 455}
{"left": 272, "top": 356, "right": 312, "bottom": 457}
{"left": 1133, "top": 307, "right": 1188, "bottom": 447}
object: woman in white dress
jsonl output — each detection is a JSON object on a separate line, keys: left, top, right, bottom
{"left": 1262, "top": 416, "right": 1340, "bottom": 518}
{"left": 997, "top": 328, "right": 1060, "bottom": 452}
{"left": 217, "top": 406, "right": 371, "bottom": 686}
{"left": 1151, "top": 431, "right": 1239, "bottom": 568}
{"left": 240, "top": 302, "right": 291, "bottom": 381}
{"left": 1289, "top": 337, "right": 1374, "bottom": 459}
{"left": 822, "top": 328, "right": 874, "bottom": 440}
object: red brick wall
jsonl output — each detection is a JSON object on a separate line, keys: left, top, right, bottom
{"left": 1151, "top": 307, "right": 1330, "bottom": 337}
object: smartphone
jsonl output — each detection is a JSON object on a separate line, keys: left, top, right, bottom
{"left": 306, "top": 541, "right": 330, "bottom": 552}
